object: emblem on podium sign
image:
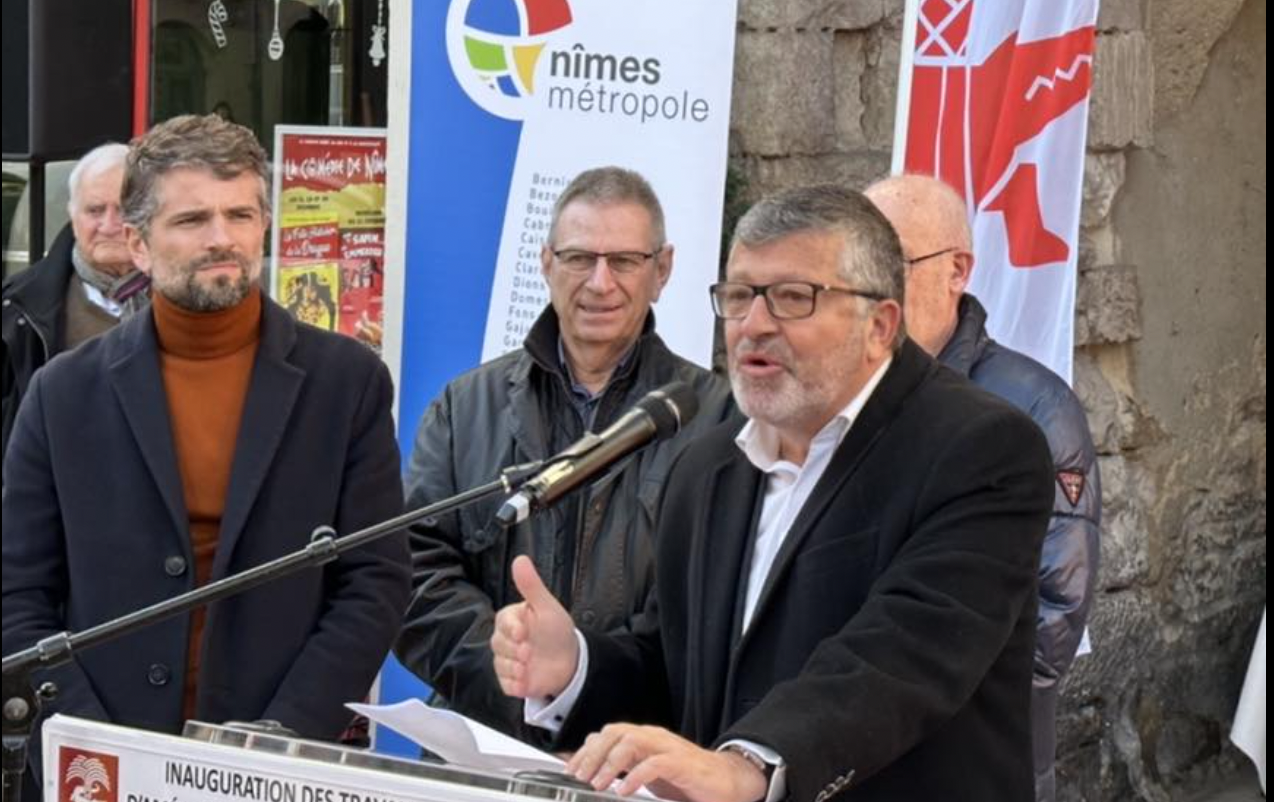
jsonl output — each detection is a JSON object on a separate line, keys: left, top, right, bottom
{"left": 58, "top": 747, "right": 119, "bottom": 802}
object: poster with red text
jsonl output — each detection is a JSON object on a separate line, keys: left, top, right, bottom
{"left": 271, "top": 127, "right": 387, "bottom": 352}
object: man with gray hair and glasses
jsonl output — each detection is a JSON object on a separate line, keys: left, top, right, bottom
{"left": 2, "top": 114, "right": 410, "bottom": 789}
{"left": 2, "top": 142, "right": 150, "bottom": 459}
{"left": 491, "top": 185, "right": 1054, "bottom": 801}
{"left": 395, "top": 165, "right": 734, "bottom": 738}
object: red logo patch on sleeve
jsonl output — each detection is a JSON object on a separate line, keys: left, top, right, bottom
{"left": 1057, "top": 470, "right": 1086, "bottom": 507}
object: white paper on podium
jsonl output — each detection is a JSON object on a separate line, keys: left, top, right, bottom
{"left": 349, "top": 699, "right": 663, "bottom": 799}
{"left": 349, "top": 699, "right": 563, "bottom": 774}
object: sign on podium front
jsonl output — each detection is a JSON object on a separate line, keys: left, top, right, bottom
{"left": 42, "top": 715, "right": 630, "bottom": 802}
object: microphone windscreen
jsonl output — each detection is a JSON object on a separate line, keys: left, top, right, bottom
{"left": 637, "top": 381, "right": 698, "bottom": 439}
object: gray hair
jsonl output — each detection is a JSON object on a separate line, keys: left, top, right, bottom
{"left": 732, "top": 184, "right": 906, "bottom": 349}
{"left": 548, "top": 166, "right": 666, "bottom": 249}
{"left": 67, "top": 143, "right": 130, "bottom": 214}
{"left": 122, "top": 114, "right": 270, "bottom": 237}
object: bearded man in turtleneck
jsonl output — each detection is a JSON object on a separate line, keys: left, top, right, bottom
{"left": 1, "top": 114, "right": 411, "bottom": 790}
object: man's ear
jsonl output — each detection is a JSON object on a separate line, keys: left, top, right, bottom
{"left": 652, "top": 244, "right": 674, "bottom": 300}
{"left": 125, "top": 225, "right": 152, "bottom": 275}
{"left": 868, "top": 299, "right": 903, "bottom": 360}
{"left": 541, "top": 245, "right": 553, "bottom": 281}
{"left": 949, "top": 249, "right": 974, "bottom": 295}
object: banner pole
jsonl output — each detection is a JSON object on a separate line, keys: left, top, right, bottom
{"left": 890, "top": 0, "right": 921, "bottom": 175}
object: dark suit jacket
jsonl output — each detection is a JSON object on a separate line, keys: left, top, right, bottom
{"left": 560, "top": 340, "right": 1054, "bottom": 801}
{"left": 2, "top": 295, "right": 411, "bottom": 779}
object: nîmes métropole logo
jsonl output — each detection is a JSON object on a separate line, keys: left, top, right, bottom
{"left": 447, "top": 0, "right": 574, "bottom": 120}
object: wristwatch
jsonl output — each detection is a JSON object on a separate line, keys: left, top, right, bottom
{"left": 723, "top": 743, "right": 776, "bottom": 780}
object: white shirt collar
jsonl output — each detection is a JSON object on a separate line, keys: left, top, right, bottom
{"left": 735, "top": 357, "right": 893, "bottom": 473}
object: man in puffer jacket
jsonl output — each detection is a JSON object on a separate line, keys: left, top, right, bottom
{"left": 868, "top": 174, "right": 1100, "bottom": 802}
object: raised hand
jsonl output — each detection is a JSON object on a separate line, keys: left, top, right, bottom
{"left": 491, "top": 555, "right": 580, "bottom": 699}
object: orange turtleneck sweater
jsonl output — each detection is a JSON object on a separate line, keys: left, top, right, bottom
{"left": 152, "top": 286, "right": 262, "bottom": 719}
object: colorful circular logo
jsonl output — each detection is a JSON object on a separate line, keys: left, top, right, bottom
{"left": 447, "top": 0, "right": 574, "bottom": 120}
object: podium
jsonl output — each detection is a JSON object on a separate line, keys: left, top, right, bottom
{"left": 41, "top": 715, "right": 631, "bottom": 802}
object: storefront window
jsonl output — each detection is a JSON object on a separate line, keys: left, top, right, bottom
{"left": 1, "top": 163, "right": 29, "bottom": 277}
{"left": 149, "top": 0, "right": 389, "bottom": 156}
{"left": 2, "top": 160, "right": 74, "bottom": 280}
{"left": 4, "top": 2, "right": 389, "bottom": 280}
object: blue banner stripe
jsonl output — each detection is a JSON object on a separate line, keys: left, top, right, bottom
{"left": 380, "top": 0, "right": 525, "bottom": 758}
{"left": 397, "top": 3, "right": 524, "bottom": 463}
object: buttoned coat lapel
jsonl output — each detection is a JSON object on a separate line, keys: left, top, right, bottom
{"left": 106, "top": 312, "right": 189, "bottom": 543}
{"left": 683, "top": 448, "right": 764, "bottom": 742}
{"left": 212, "top": 300, "right": 305, "bottom": 580}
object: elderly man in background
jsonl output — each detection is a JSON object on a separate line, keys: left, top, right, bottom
{"left": 395, "top": 166, "right": 734, "bottom": 738}
{"left": 2, "top": 143, "right": 150, "bottom": 458}
{"left": 867, "top": 173, "right": 1101, "bottom": 802}
{"left": 2, "top": 114, "right": 410, "bottom": 788}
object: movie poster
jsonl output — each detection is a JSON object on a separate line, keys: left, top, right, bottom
{"left": 271, "top": 127, "right": 387, "bottom": 352}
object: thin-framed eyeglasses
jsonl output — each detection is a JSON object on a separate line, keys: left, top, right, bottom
{"left": 906, "top": 247, "right": 959, "bottom": 267}
{"left": 709, "top": 281, "right": 887, "bottom": 321}
{"left": 552, "top": 248, "right": 661, "bottom": 274}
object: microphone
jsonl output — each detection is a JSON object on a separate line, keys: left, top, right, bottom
{"left": 494, "top": 381, "right": 699, "bottom": 527}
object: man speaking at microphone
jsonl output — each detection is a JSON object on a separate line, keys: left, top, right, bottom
{"left": 394, "top": 166, "right": 734, "bottom": 737}
{"left": 492, "top": 186, "right": 1053, "bottom": 801}
{"left": 2, "top": 114, "right": 410, "bottom": 787}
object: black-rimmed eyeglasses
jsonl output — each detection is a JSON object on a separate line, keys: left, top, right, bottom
{"left": 552, "top": 249, "right": 660, "bottom": 274}
{"left": 906, "top": 247, "right": 959, "bottom": 267}
{"left": 709, "top": 281, "right": 886, "bottom": 320}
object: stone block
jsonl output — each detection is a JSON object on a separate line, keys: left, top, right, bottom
{"left": 1169, "top": 497, "right": 1266, "bottom": 622}
{"left": 1056, "top": 737, "right": 1134, "bottom": 802}
{"left": 1150, "top": 0, "right": 1246, "bottom": 121}
{"left": 1072, "top": 350, "right": 1157, "bottom": 453}
{"left": 738, "top": 0, "right": 888, "bottom": 31}
{"left": 808, "top": 0, "right": 889, "bottom": 31}
{"left": 731, "top": 30, "right": 837, "bottom": 156}
{"left": 1075, "top": 264, "right": 1141, "bottom": 346}
{"left": 1094, "top": 455, "right": 1153, "bottom": 590}
{"left": 833, "top": 31, "right": 868, "bottom": 149}
{"left": 1063, "top": 590, "right": 1157, "bottom": 700}
{"left": 1155, "top": 715, "right": 1217, "bottom": 777}
{"left": 1098, "top": 0, "right": 1144, "bottom": 32}
{"left": 737, "top": 151, "right": 893, "bottom": 201}
{"left": 1078, "top": 225, "right": 1119, "bottom": 271}
{"left": 1077, "top": 230, "right": 1099, "bottom": 272}
{"left": 862, "top": 16, "right": 902, "bottom": 150}
{"left": 1082, "top": 151, "right": 1127, "bottom": 229}
{"left": 1089, "top": 32, "right": 1154, "bottom": 150}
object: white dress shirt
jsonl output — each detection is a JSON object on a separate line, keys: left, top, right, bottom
{"left": 734, "top": 357, "right": 889, "bottom": 634}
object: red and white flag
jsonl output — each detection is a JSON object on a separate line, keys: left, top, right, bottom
{"left": 893, "top": 0, "right": 1099, "bottom": 383}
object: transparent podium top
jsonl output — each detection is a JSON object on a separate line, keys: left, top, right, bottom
{"left": 182, "top": 721, "right": 633, "bottom": 802}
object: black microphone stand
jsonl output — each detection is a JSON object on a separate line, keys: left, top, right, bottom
{"left": 1, "top": 462, "right": 544, "bottom": 802}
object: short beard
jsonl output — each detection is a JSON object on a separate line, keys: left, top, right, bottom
{"left": 730, "top": 369, "right": 810, "bottom": 432}
{"left": 156, "top": 252, "right": 256, "bottom": 312}
{"left": 728, "top": 332, "right": 861, "bottom": 434}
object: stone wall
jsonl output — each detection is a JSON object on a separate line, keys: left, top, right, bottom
{"left": 727, "top": 1, "right": 1267, "bottom": 799}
